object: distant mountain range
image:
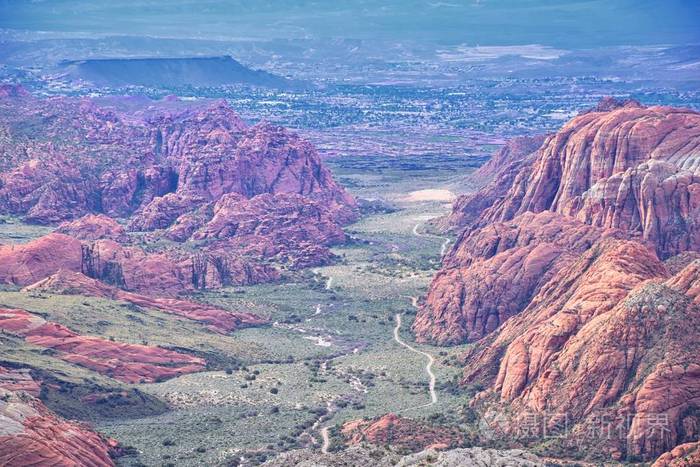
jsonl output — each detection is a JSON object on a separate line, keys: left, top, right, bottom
{"left": 60, "top": 55, "right": 308, "bottom": 89}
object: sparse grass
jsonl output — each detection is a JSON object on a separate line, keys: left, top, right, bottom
{"left": 0, "top": 158, "right": 476, "bottom": 466}
{"left": 0, "top": 215, "right": 54, "bottom": 243}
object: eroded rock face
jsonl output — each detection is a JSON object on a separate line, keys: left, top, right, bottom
{"left": 179, "top": 192, "right": 348, "bottom": 269}
{"left": 0, "top": 366, "right": 41, "bottom": 397}
{"left": 0, "top": 388, "right": 118, "bottom": 467}
{"left": 653, "top": 441, "right": 700, "bottom": 467}
{"left": 342, "top": 413, "right": 467, "bottom": 452}
{"left": 0, "top": 91, "right": 356, "bottom": 227}
{"left": 422, "top": 101, "right": 700, "bottom": 345}
{"left": 0, "top": 233, "right": 83, "bottom": 286}
{"left": 444, "top": 134, "right": 545, "bottom": 230}
{"left": 412, "top": 211, "right": 619, "bottom": 344}
{"left": 0, "top": 308, "right": 205, "bottom": 383}
{"left": 476, "top": 102, "right": 700, "bottom": 259}
{"left": 0, "top": 231, "right": 278, "bottom": 296}
{"left": 417, "top": 100, "right": 700, "bottom": 462}
{"left": 460, "top": 240, "right": 700, "bottom": 461}
{"left": 57, "top": 214, "right": 128, "bottom": 242}
{"left": 24, "top": 270, "right": 265, "bottom": 333}
{"left": 0, "top": 90, "right": 357, "bottom": 290}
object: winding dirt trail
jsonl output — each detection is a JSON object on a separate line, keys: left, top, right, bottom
{"left": 393, "top": 311, "right": 437, "bottom": 407}
{"left": 320, "top": 425, "right": 331, "bottom": 453}
{"left": 311, "top": 219, "right": 446, "bottom": 450}
{"left": 412, "top": 221, "right": 450, "bottom": 256}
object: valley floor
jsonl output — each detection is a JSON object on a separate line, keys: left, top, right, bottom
{"left": 97, "top": 197, "right": 469, "bottom": 466}
{"left": 0, "top": 155, "right": 476, "bottom": 466}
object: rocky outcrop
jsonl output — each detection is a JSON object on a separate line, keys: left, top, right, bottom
{"left": 0, "top": 232, "right": 277, "bottom": 295}
{"left": 413, "top": 211, "right": 620, "bottom": 344}
{"left": 174, "top": 192, "right": 348, "bottom": 269}
{"left": 261, "top": 445, "right": 545, "bottom": 467}
{"left": 422, "top": 101, "right": 700, "bottom": 345}
{"left": 0, "top": 90, "right": 357, "bottom": 289}
{"left": 0, "top": 366, "right": 41, "bottom": 397}
{"left": 395, "top": 447, "right": 543, "bottom": 467}
{"left": 654, "top": 441, "right": 700, "bottom": 467}
{"left": 0, "top": 92, "right": 356, "bottom": 227}
{"left": 444, "top": 135, "right": 545, "bottom": 230}
{"left": 0, "top": 233, "right": 83, "bottom": 286}
{"left": 57, "top": 214, "right": 128, "bottom": 242}
{"left": 459, "top": 239, "right": 700, "bottom": 461}
{"left": 0, "top": 308, "right": 205, "bottom": 383}
{"left": 0, "top": 387, "right": 118, "bottom": 467}
{"left": 417, "top": 100, "right": 700, "bottom": 462}
{"left": 474, "top": 102, "right": 700, "bottom": 259}
{"left": 24, "top": 270, "right": 265, "bottom": 333}
{"left": 342, "top": 413, "right": 467, "bottom": 452}
{"left": 0, "top": 156, "right": 99, "bottom": 224}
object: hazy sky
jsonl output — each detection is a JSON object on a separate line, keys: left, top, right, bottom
{"left": 1, "top": 0, "right": 699, "bottom": 48}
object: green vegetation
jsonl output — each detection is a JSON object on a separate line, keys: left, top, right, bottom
{"left": 0, "top": 157, "right": 480, "bottom": 466}
{"left": 0, "top": 215, "right": 54, "bottom": 243}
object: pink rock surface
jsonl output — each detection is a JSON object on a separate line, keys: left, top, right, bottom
{"left": 0, "top": 387, "right": 118, "bottom": 467}
{"left": 24, "top": 270, "right": 265, "bottom": 333}
{"left": 0, "top": 308, "right": 205, "bottom": 383}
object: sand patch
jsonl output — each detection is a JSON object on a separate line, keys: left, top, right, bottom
{"left": 401, "top": 189, "right": 456, "bottom": 202}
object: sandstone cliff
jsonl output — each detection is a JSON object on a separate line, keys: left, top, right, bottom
{"left": 416, "top": 100, "right": 700, "bottom": 462}
{"left": 419, "top": 100, "right": 700, "bottom": 346}
{"left": 0, "top": 367, "right": 119, "bottom": 466}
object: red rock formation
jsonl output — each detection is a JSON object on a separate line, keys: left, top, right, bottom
{"left": 475, "top": 102, "right": 700, "bottom": 259}
{"left": 0, "top": 155, "right": 99, "bottom": 224}
{"left": 654, "top": 441, "right": 700, "bottom": 467}
{"left": 0, "top": 387, "right": 118, "bottom": 467}
{"left": 341, "top": 413, "right": 466, "bottom": 452}
{"left": 460, "top": 240, "right": 700, "bottom": 461}
{"left": 412, "top": 211, "right": 620, "bottom": 344}
{"left": 422, "top": 101, "right": 700, "bottom": 345}
{"left": 57, "top": 214, "right": 128, "bottom": 242}
{"left": 24, "top": 270, "right": 265, "bottom": 333}
{"left": 0, "top": 233, "right": 83, "bottom": 286}
{"left": 444, "top": 135, "right": 545, "bottom": 230}
{"left": 417, "top": 100, "right": 700, "bottom": 462}
{"left": 0, "top": 308, "right": 205, "bottom": 383}
{"left": 0, "top": 366, "right": 41, "bottom": 397}
{"left": 0, "top": 92, "right": 355, "bottom": 227}
{"left": 0, "top": 91, "right": 357, "bottom": 287}
{"left": 0, "top": 231, "right": 277, "bottom": 295}
{"left": 174, "top": 192, "right": 347, "bottom": 269}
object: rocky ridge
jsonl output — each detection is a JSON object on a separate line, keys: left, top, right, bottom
{"left": 0, "top": 308, "right": 205, "bottom": 383}
{"left": 0, "top": 368, "right": 119, "bottom": 466}
{"left": 414, "top": 99, "right": 700, "bottom": 462}
{"left": 23, "top": 269, "right": 264, "bottom": 333}
{"left": 342, "top": 413, "right": 468, "bottom": 452}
